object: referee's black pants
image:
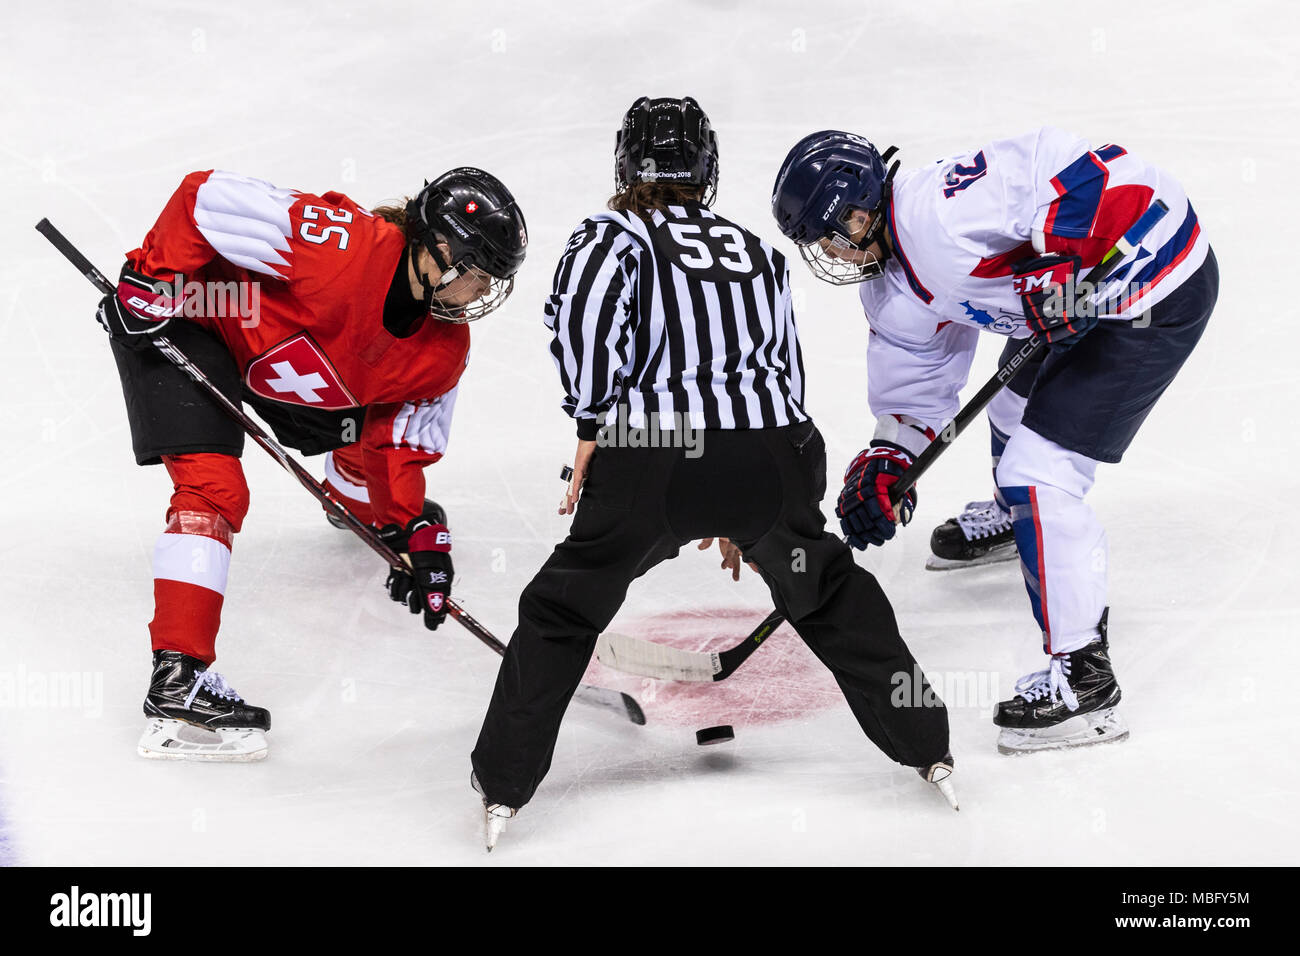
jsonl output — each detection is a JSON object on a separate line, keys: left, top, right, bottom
{"left": 471, "top": 421, "right": 950, "bottom": 809}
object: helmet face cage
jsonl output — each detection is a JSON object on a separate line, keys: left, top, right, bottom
{"left": 798, "top": 228, "right": 887, "bottom": 285}
{"left": 615, "top": 96, "right": 719, "bottom": 204}
{"left": 426, "top": 266, "right": 514, "bottom": 324}
{"left": 797, "top": 190, "right": 894, "bottom": 285}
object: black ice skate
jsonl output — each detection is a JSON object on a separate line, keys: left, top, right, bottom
{"left": 917, "top": 753, "right": 960, "bottom": 810}
{"left": 326, "top": 498, "right": 445, "bottom": 530}
{"left": 926, "top": 499, "right": 1017, "bottom": 571}
{"left": 993, "top": 616, "right": 1127, "bottom": 754}
{"left": 138, "top": 650, "right": 271, "bottom": 762}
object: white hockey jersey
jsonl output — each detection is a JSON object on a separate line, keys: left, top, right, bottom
{"left": 860, "top": 126, "right": 1209, "bottom": 432}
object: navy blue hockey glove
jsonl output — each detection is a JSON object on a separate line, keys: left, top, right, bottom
{"left": 836, "top": 444, "right": 917, "bottom": 549}
{"left": 835, "top": 416, "right": 933, "bottom": 549}
{"left": 1013, "top": 253, "right": 1097, "bottom": 351}
{"left": 380, "top": 513, "right": 454, "bottom": 631}
{"left": 95, "top": 264, "right": 183, "bottom": 349}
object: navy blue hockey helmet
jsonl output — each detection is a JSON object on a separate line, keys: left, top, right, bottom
{"left": 615, "top": 96, "right": 719, "bottom": 205}
{"left": 771, "top": 130, "right": 899, "bottom": 284}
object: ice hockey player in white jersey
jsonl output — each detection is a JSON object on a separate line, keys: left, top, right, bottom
{"left": 771, "top": 128, "right": 1218, "bottom": 753}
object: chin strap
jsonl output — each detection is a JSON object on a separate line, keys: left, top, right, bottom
{"left": 859, "top": 148, "right": 901, "bottom": 266}
{"left": 411, "top": 238, "right": 464, "bottom": 318}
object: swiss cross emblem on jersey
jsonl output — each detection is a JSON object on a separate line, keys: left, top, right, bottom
{"left": 245, "top": 334, "right": 358, "bottom": 410}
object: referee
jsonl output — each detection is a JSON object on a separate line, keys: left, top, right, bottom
{"left": 471, "top": 97, "right": 956, "bottom": 848}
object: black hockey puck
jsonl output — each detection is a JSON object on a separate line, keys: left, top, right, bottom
{"left": 695, "top": 725, "right": 735, "bottom": 746}
{"left": 560, "top": 465, "right": 574, "bottom": 482}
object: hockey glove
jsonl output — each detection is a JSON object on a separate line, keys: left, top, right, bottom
{"left": 835, "top": 416, "right": 933, "bottom": 550}
{"left": 380, "top": 513, "right": 454, "bottom": 631}
{"left": 95, "top": 264, "right": 185, "bottom": 349}
{"left": 836, "top": 446, "right": 916, "bottom": 548}
{"left": 1013, "top": 253, "right": 1096, "bottom": 351}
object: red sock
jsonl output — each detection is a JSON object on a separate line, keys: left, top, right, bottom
{"left": 149, "top": 512, "right": 233, "bottom": 665}
{"left": 149, "top": 454, "right": 249, "bottom": 665}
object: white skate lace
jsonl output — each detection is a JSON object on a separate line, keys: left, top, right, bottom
{"left": 1013, "top": 654, "right": 1079, "bottom": 711}
{"left": 184, "top": 669, "right": 245, "bottom": 709}
{"left": 955, "top": 500, "right": 1012, "bottom": 541}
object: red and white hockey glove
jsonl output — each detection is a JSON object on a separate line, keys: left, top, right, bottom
{"left": 95, "top": 264, "right": 187, "bottom": 348}
{"left": 835, "top": 415, "right": 933, "bottom": 550}
{"left": 1013, "top": 253, "right": 1097, "bottom": 350}
{"left": 380, "top": 512, "right": 454, "bottom": 631}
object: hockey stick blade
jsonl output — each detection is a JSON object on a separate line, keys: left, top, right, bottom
{"left": 573, "top": 683, "right": 646, "bottom": 725}
{"left": 596, "top": 609, "right": 784, "bottom": 683}
{"left": 596, "top": 632, "right": 721, "bottom": 682}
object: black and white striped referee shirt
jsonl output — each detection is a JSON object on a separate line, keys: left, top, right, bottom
{"left": 544, "top": 201, "right": 808, "bottom": 438}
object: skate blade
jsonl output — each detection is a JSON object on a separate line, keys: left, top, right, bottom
{"left": 484, "top": 805, "right": 514, "bottom": 852}
{"left": 996, "top": 707, "right": 1129, "bottom": 755}
{"left": 928, "top": 772, "right": 960, "bottom": 811}
{"left": 137, "top": 718, "right": 269, "bottom": 762}
{"left": 925, "top": 543, "right": 1018, "bottom": 571}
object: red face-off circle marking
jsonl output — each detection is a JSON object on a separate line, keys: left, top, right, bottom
{"left": 581, "top": 608, "right": 842, "bottom": 728}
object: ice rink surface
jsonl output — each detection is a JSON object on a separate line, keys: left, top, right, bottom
{"left": 2, "top": 0, "right": 1298, "bottom": 865}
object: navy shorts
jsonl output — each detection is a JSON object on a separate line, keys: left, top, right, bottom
{"left": 1001, "top": 247, "right": 1218, "bottom": 464}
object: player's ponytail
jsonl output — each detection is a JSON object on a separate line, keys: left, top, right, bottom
{"left": 371, "top": 200, "right": 412, "bottom": 234}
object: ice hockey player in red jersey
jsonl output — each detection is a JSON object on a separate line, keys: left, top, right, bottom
{"left": 98, "top": 167, "right": 527, "bottom": 760}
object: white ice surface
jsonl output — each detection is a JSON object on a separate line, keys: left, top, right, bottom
{"left": 1, "top": 0, "right": 1298, "bottom": 865}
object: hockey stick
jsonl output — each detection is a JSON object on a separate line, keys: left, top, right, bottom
{"left": 36, "top": 218, "right": 645, "bottom": 726}
{"left": 595, "top": 201, "right": 1170, "bottom": 683}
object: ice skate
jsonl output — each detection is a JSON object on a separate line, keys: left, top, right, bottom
{"left": 994, "top": 624, "right": 1127, "bottom": 754}
{"left": 138, "top": 650, "right": 271, "bottom": 761}
{"left": 917, "top": 753, "right": 959, "bottom": 810}
{"left": 926, "top": 499, "right": 1016, "bottom": 570}
{"left": 472, "top": 772, "right": 518, "bottom": 852}
{"left": 483, "top": 803, "right": 517, "bottom": 852}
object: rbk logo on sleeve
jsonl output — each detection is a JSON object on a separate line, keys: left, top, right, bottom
{"left": 245, "top": 333, "right": 358, "bottom": 409}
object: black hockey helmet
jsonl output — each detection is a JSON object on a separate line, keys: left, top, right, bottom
{"left": 614, "top": 96, "right": 719, "bottom": 205}
{"left": 405, "top": 167, "right": 528, "bottom": 321}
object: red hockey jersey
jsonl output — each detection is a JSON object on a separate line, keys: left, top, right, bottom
{"left": 126, "top": 170, "right": 470, "bottom": 525}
